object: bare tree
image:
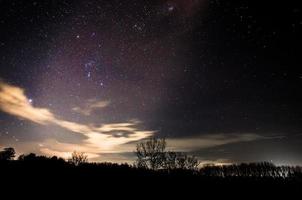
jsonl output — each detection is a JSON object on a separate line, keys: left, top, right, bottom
{"left": 164, "top": 152, "right": 200, "bottom": 170}
{"left": 135, "top": 137, "right": 166, "bottom": 170}
{"left": 135, "top": 138, "right": 200, "bottom": 171}
{"left": 163, "top": 151, "right": 178, "bottom": 170}
{"left": 180, "top": 154, "right": 200, "bottom": 170}
{"left": 68, "top": 151, "right": 88, "bottom": 166}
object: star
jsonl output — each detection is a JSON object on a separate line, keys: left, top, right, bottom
{"left": 133, "top": 24, "right": 144, "bottom": 32}
{"left": 168, "top": 5, "right": 175, "bottom": 12}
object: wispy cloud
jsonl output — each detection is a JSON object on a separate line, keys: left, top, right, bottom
{"left": 0, "top": 81, "right": 154, "bottom": 158}
{"left": 0, "top": 82, "right": 55, "bottom": 124}
{"left": 166, "top": 133, "right": 265, "bottom": 151}
{"left": 0, "top": 81, "right": 274, "bottom": 162}
{"left": 72, "top": 99, "right": 110, "bottom": 116}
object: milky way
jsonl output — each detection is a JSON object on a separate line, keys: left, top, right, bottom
{"left": 0, "top": 0, "right": 302, "bottom": 164}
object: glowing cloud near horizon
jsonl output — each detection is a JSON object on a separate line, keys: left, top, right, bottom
{"left": 0, "top": 81, "right": 154, "bottom": 158}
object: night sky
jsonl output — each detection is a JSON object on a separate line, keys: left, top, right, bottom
{"left": 0, "top": 0, "right": 302, "bottom": 165}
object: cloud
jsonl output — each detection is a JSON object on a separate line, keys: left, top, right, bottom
{"left": 72, "top": 99, "right": 110, "bottom": 116}
{"left": 40, "top": 147, "right": 100, "bottom": 159}
{"left": 37, "top": 132, "right": 265, "bottom": 162}
{"left": 166, "top": 133, "right": 265, "bottom": 151}
{"left": 0, "top": 82, "right": 55, "bottom": 124}
{"left": 0, "top": 81, "right": 154, "bottom": 157}
{"left": 0, "top": 81, "right": 274, "bottom": 163}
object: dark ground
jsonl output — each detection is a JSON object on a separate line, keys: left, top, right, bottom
{"left": 1, "top": 159, "right": 301, "bottom": 197}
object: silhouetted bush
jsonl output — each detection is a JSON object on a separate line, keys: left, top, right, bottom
{"left": 0, "top": 147, "right": 15, "bottom": 161}
{"left": 68, "top": 151, "right": 88, "bottom": 166}
{"left": 164, "top": 152, "right": 199, "bottom": 170}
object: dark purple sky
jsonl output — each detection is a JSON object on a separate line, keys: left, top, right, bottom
{"left": 0, "top": 0, "right": 302, "bottom": 165}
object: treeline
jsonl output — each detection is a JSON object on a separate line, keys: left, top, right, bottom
{"left": 200, "top": 162, "right": 302, "bottom": 179}
{"left": 1, "top": 154, "right": 302, "bottom": 182}
{"left": 1, "top": 146, "right": 302, "bottom": 180}
{"left": 1, "top": 137, "right": 302, "bottom": 182}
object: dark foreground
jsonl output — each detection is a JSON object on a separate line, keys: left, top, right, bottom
{"left": 1, "top": 159, "right": 302, "bottom": 195}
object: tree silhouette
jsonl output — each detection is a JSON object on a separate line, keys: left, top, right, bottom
{"left": 135, "top": 137, "right": 166, "bottom": 170}
{"left": 164, "top": 152, "right": 199, "bottom": 170}
{"left": 18, "top": 153, "right": 37, "bottom": 161}
{"left": 68, "top": 151, "right": 88, "bottom": 166}
{"left": 0, "top": 144, "right": 302, "bottom": 186}
{"left": 135, "top": 138, "right": 200, "bottom": 170}
{"left": 0, "top": 147, "right": 15, "bottom": 161}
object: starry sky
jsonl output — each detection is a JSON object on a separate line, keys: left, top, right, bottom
{"left": 0, "top": 0, "right": 302, "bottom": 165}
